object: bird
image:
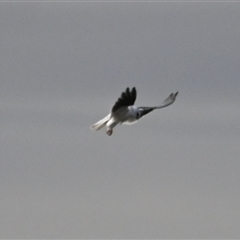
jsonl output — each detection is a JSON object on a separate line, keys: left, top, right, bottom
{"left": 91, "top": 87, "right": 178, "bottom": 136}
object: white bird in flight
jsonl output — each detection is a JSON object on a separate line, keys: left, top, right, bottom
{"left": 91, "top": 87, "right": 178, "bottom": 136}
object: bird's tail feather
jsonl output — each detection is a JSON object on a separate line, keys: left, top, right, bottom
{"left": 91, "top": 114, "right": 111, "bottom": 131}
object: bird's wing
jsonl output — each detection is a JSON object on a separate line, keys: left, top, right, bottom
{"left": 151, "top": 92, "right": 178, "bottom": 109}
{"left": 139, "top": 92, "right": 178, "bottom": 112}
{"left": 112, "top": 87, "right": 137, "bottom": 113}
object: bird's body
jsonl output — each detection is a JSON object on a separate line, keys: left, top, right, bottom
{"left": 91, "top": 87, "right": 178, "bottom": 136}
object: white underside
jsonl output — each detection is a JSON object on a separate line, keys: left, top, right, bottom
{"left": 91, "top": 106, "right": 138, "bottom": 132}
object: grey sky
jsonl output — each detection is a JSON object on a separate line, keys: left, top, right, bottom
{"left": 1, "top": 2, "right": 240, "bottom": 238}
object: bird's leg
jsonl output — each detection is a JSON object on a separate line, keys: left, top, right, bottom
{"left": 106, "top": 128, "right": 113, "bottom": 136}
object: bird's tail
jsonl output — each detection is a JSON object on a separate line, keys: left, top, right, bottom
{"left": 91, "top": 114, "right": 111, "bottom": 131}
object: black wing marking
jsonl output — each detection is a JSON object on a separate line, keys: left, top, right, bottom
{"left": 137, "top": 107, "right": 155, "bottom": 118}
{"left": 112, "top": 87, "right": 137, "bottom": 113}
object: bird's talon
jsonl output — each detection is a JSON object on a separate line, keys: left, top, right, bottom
{"left": 107, "top": 128, "right": 113, "bottom": 136}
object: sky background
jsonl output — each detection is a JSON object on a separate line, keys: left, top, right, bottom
{"left": 1, "top": 1, "right": 240, "bottom": 239}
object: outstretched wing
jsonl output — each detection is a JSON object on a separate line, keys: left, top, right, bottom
{"left": 153, "top": 92, "right": 178, "bottom": 109}
{"left": 112, "top": 87, "right": 137, "bottom": 113}
{"left": 138, "top": 92, "right": 178, "bottom": 117}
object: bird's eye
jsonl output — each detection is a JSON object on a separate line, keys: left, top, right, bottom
{"left": 136, "top": 112, "right": 140, "bottom": 119}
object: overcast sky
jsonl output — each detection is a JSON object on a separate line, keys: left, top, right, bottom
{"left": 1, "top": 2, "right": 240, "bottom": 239}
